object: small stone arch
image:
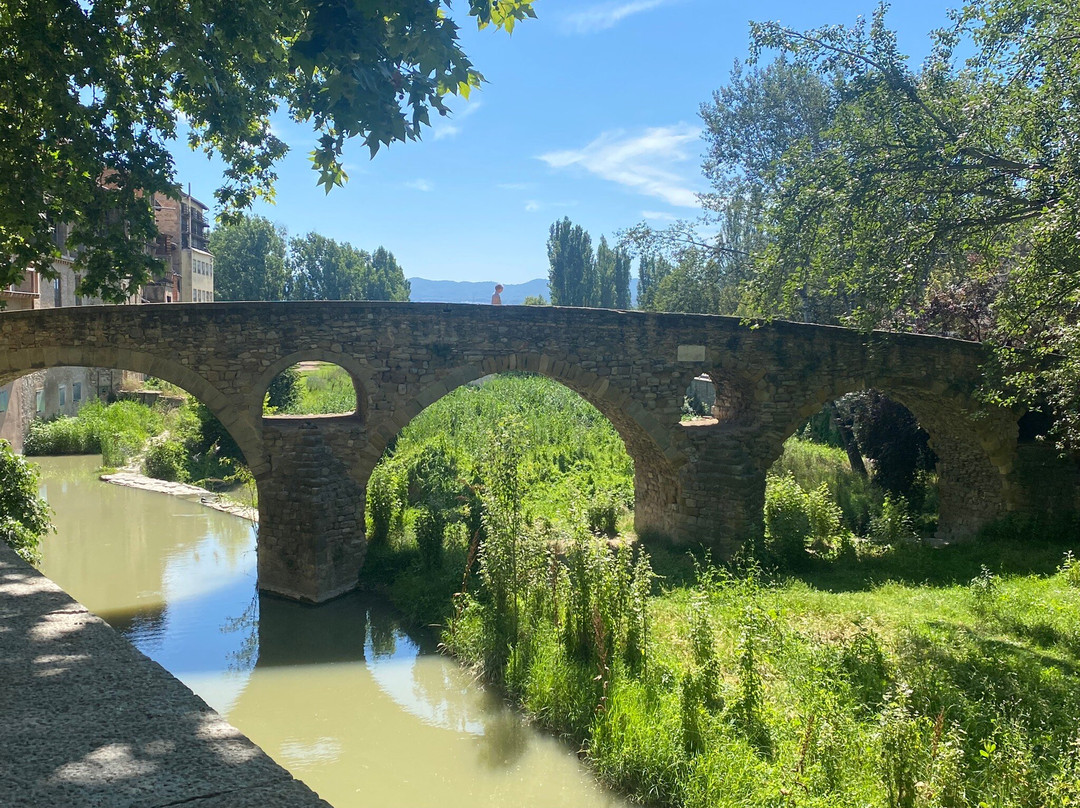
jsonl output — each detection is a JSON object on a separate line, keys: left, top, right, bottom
{"left": 0, "top": 345, "right": 266, "bottom": 475}
{"left": 365, "top": 351, "right": 685, "bottom": 539}
{"left": 253, "top": 350, "right": 371, "bottom": 424}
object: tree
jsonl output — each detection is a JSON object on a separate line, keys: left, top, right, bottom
{"left": 368, "top": 247, "right": 411, "bottom": 303}
{"left": 596, "top": 236, "right": 616, "bottom": 309}
{"left": 736, "top": 0, "right": 1080, "bottom": 439}
{"left": 636, "top": 253, "right": 673, "bottom": 311}
{"left": 624, "top": 60, "right": 827, "bottom": 314}
{"left": 287, "top": 233, "right": 409, "bottom": 302}
{"left": 0, "top": 0, "right": 536, "bottom": 301}
{"left": 0, "top": 440, "right": 52, "bottom": 564}
{"left": 209, "top": 216, "right": 289, "bottom": 301}
{"left": 614, "top": 247, "right": 632, "bottom": 309}
{"left": 547, "top": 218, "right": 596, "bottom": 307}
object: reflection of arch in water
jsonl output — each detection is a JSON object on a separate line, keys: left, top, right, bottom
{"left": 360, "top": 353, "right": 682, "bottom": 537}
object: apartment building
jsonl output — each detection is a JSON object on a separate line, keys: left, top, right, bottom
{"left": 0, "top": 189, "right": 214, "bottom": 451}
{"left": 142, "top": 189, "right": 214, "bottom": 304}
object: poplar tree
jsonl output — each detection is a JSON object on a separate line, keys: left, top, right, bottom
{"left": 596, "top": 236, "right": 616, "bottom": 309}
{"left": 547, "top": 217, "right": 596, "bottom": 307}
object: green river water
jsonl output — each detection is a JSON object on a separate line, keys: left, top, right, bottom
{"left": 34, "top": 455, "right": 628, "bottom": 808}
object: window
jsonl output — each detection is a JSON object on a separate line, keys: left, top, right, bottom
{"left": 53, "top": 277, "right": 61, "bottom": 307}
{"left": 73, "top": 382, "right": 82, "bottom": 403}
{"left": 35, "top": 389, "right": 44, "bottom": 413}
{"left": 0, "top": 389, "right": 8, "bottom": 412}
{"left": 59, "top": 385, "right": 66, "bottom": 406}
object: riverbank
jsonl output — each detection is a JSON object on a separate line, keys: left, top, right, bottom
{"left": 100, "top": 468, "right": 258, "bottom": 522}
{"left": 0, "top": 541, "right": 329, "bottom": 808}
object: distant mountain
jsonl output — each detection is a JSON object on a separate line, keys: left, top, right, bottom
{"left": 407, "top": 277, "right": 638, "bottom": 306}
{"left": 407, "top": 277, "right": 550, "bottom": 305}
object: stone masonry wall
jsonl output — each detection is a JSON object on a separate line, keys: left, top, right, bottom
{"left": 1, "top": 302, "right": 1070, "bottom": 601}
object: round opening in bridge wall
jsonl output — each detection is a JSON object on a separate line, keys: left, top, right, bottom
{"left": 679, "top": 372, "right": 719, "bottom": 427}
{"left": 263, "top": 361, "right": 359, "bottom": 417}
{"left": 763, "top": 390, "right": 939, "bottom": 566}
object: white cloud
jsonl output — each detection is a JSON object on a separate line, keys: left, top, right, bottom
{"left": 523, "top": 199, "right": 580, "bottom": 213}
{"left": 406, "top": 179, "right": 433, "bottom": 192}
{"left": 642, "top": 210, "right": 677, "bottom": 221}
{"left": 538, "top": 124, "right": 702, "bottom": 208}
{"left": 562, "top": 0, "right": 674, "bottom": 34}
{"left": 433, "top": 100, "right": 484, "bottom": 140}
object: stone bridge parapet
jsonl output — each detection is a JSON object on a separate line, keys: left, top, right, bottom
{"left": 2, "top": 302, "right": 1073, "bottom": 602}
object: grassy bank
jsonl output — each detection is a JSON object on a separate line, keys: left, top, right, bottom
{"left": 356, "top": 373, "right": 1079, "bottom": 806}
{"left": 23, "top": 396, "right": 246, "bottom": 490}
{"left": 24, "top": 399, "right": 164, "bottom": 467}
{"left": 445, "top": 484, "right": 1080, "bottom": 807}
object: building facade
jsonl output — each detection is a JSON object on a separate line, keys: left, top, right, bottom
{"left": 0, "top": 190, "right": 214, "bottom": 451}
{"left": 142, "top": 189, "right": 214, "bottom": 304}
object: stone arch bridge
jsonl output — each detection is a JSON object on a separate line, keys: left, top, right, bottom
{"left": 1, "top": 302, "right": 1072, "bottom": 602}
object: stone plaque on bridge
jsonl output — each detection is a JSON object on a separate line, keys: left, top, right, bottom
{"left": 677, "top": 344, "right": 707, "bottom": 362}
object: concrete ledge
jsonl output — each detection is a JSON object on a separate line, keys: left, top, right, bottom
{"left": 0, "top": 543, "right": 331, "bottom": 808}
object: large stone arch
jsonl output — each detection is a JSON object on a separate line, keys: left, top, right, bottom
{"left": 764, "top": 375, "right": 1019, "bottom": 540}
{"left": 363, "top": 351, "right": 685, "bottom": 538}
{"left": 0, "top": 344, "right": 266, "bottom": 473}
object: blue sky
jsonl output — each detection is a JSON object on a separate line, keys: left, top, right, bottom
{"left": 171, "top": 0, "right": 960, "bottom": 285}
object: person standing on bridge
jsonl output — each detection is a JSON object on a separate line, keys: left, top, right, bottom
{"left": 491, "top": 284, "right": 503, "bottom": 305}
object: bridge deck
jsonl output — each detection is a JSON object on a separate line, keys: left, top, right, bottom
{"left": 0, "top": 543, "right": 329, "bottom": 808}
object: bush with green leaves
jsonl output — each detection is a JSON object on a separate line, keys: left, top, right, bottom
{"left": 143, "top": 439, "right": 189, "bottom": 483}
{"left": 0, "top": 440, "right": 52, "bottom": 563}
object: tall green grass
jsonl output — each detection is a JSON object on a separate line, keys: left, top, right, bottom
{"left": 448, "top": 475, "right": 1080, "bottom": 807}
{"left": 24, "top": 399, "right": 164, "bottom": 467}
{"left": 360, "top": 374, "right": 635, "bottom": 622}
{"left": 281, "top": 363, "right": 358, "bottom": 414}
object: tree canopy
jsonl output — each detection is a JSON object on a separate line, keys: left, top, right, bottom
{"left": 208, "top": 216, "right": 289, "bottom": 302}
{"left": 0, "top": 0, "right": 535, "bottom": 301}
{"left": 211, "top": 215, "right": 409, "bottom": 302}
{"left": 628, "top": 0, "right": 1080, "bottom": 437}
{"left": 547, "top": 217, "right": 631, "bottom": 309}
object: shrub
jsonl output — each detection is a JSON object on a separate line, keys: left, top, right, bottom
{"left": 764, "top": 474, "right": 812, "bottom": 565}
{"left": 1060, "top": 552, "right": 1080, "bottom": 589}
{"left": 414, "top": 505, "right": 445, "bottom": 569}
{"left": 870, "top": 494, "right": 919, "bottom": 544}
{"left": 143, "top": 439, "right": 189, "bottom": 482}
{"left": 0, "top": 440, "right": 52, "bottom": 563}
{"left": 366, "top": 465, "right": 402, "bottom": 548}
{"left": 265, "top": 366, "right": 301, "bottom": 412}
{"left": 587, "top": 491, "right": 619, "bottom": 536}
